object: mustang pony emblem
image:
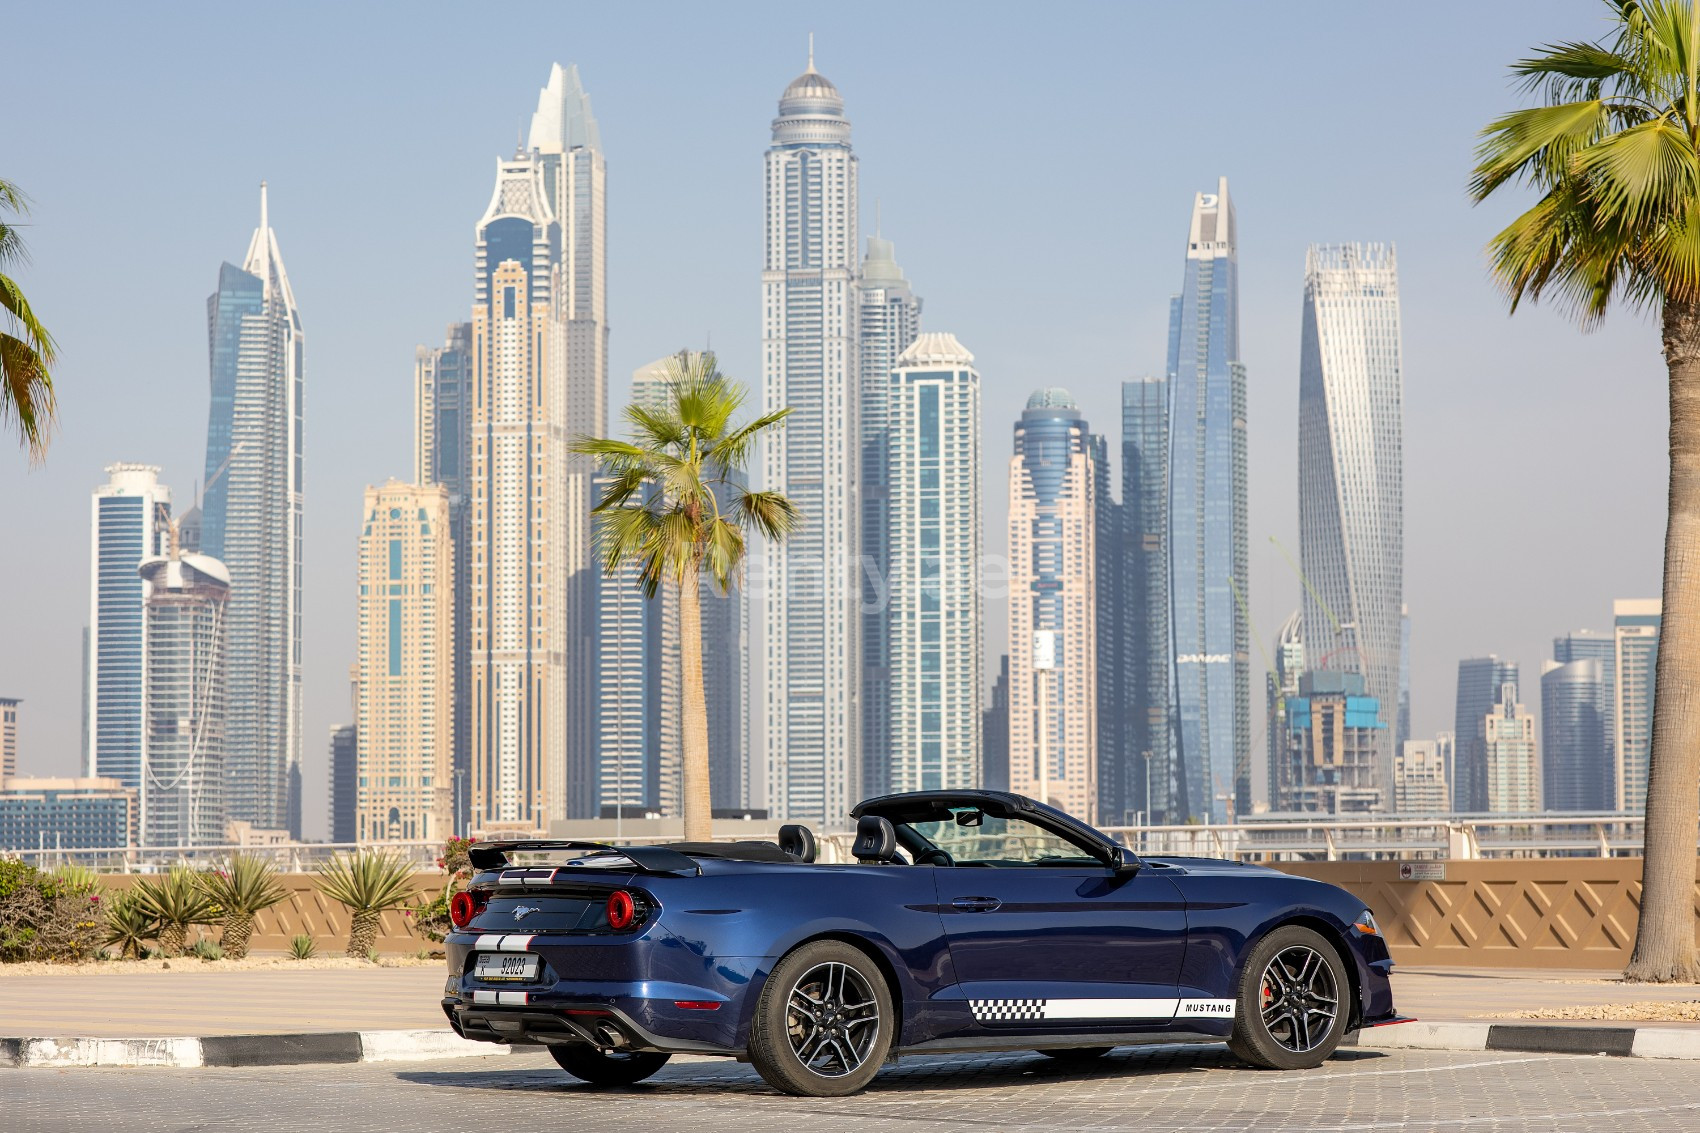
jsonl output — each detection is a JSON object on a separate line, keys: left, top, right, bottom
{"left": 512, "top": 905, "right": 539, "bottom": 922}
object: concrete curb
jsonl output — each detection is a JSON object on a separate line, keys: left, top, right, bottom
{"left": 0, "top": 1029, "right": 511, "bottom": 1069}
{"left": 1362, "top": 1021, "right": 1700, "bottom": 1060}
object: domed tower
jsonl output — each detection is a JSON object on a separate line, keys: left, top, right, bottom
{"left": 761, "top": 47, "right": 862, "bottom": 826}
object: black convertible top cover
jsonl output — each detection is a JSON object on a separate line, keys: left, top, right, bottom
{"left": 665, "top": 840, "right": 798, "bottom": 863}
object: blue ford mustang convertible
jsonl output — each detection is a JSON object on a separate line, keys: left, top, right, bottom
{"left": 441, "top": 790, "right": 1402, "bottom": 1096}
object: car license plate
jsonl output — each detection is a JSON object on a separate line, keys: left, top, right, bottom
{"left": 475, "top": 952, "right": 540, "bottom": 982}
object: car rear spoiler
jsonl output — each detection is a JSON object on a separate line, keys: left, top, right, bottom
{"left": 467, "top": 839, "right": 702, "bottom": 877}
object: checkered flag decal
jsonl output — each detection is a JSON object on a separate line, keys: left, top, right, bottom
{"left": 970, "top": 999, "right": 1046, "bottom": 1022}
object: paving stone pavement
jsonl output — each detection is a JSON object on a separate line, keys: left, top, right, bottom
{"left": 9, "top": 1044, "right": 1700, "bottom": 1133}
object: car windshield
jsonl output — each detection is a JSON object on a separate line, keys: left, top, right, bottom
{"left": 900, "top": 808, "right": 1102, "bottom": 867}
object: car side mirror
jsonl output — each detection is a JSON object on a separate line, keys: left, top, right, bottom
{"left": 1110, "top": 846, "right": 1141, "bottom": 875}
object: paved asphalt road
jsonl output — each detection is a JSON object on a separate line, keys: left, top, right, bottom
{"left": 9, "top": 1044, "right": 1700, "bottom": 1133}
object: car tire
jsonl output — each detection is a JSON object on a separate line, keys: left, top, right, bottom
{"left": 749, "top": 939, "right": 894, "bottom": 1097}
{"left": 548, "top": 1043, "right": 671, "bottom": 1086}
{"left": 1227, "top": 924, "right": 1350, "bottom": 1070}
{"left": 1037, "top": 1046, "right": 1114, "bottom": 1061}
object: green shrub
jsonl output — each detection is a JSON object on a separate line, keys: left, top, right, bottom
{"left": 288, "top": 934, "right": 317, "bottom": 960}
{"left": 198, "top": 854, "right": 288, "bottom": 960}
{"left": 132, "top": 866, "right": 219, "bottom": 957}
{"left": 101, "top": 888, "right": 159, "bottom": 960}
{"left": 0, "top": 858, "right": 104, "bottom": 963}
{"left": 314, "top": 851, "right": 416, "bottom": 958}
{"left": 189, "top": 938, "right": 223, "bottom": 962}
{"left": 411, "top": 836, "right": 477, "bottom": 943}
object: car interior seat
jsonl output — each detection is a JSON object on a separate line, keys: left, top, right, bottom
{"left": 851, "top": 815, "right": 900, "bottom": 863}
{"left": 777, "top": 823, "right": 817, "bottom": 863}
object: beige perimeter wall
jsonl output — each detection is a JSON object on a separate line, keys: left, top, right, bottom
{"left": 1273, "top": 858, "right": 1700, "bottom": 969}
{"left": 110, "top": 859, "right": 1700, "bottom": 967}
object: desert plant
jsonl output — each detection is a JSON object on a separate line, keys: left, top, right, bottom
{"left": 571, "top": 353, "right": 798, "bottom": 840}
{"left": 49, "top": 865, "right": 101, "bottom": 897}
{"left": 197, "top": 853, "right": 289, "bottom": 960}
{"left": 100, "top": 888, "right": 159, "bottom": 960}
{"left": 0, "top": 858, "right": 103, "bottom": 963}
{"left": 132, "top": 866, "right": 219, "bottom": 957}
{"left": 189, "top": 938, "right": 223, "bottom": 962}
{"left": 288, "top": 933, "right": 317, "bottom": 960}
{"left": 1472, "top": 0, "right": 1700, "bottom": 980}
{"left": 410, "top": 835, "right": 478, "bottom": 943}
{"left": 314, "top": 850, "right": 417, "bottom": 958}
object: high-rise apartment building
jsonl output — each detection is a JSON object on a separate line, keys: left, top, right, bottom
{"left": 356, "top": 482, "right": 454, "bottom": 842}
{"left": 1453, "top": 656, "right": 1519, "bottom": 811}
{"left": 1122, "top": 378, "right": 1172, "bottom": 821}
{"left": 416, "top": 322, "right": 474, "bottom": 830}
{"left": 1091, "top": 432, "right": 1131, "bottom": 826}
{"left": 1483, "top": 685, "right": 1539, "bottom": 814}
{"left": 329, "top": 723, "right": 357, "bottom": 843}
{"left": 1266, "top": 612, "right": 1305, "bottom": 810}
{"left": 984, "top": 656, "right": 1010, "bottom": 793}
{"left": 1541, "top": 656, "right": 1610, "bottom": 812}
{"left": 528, "top": 62, "right": 607, "bottom": 821}
{"left": 858, "top": 234, "right": 922, "bottom": 798}
{"left": 1167, "top": 179, "right": 1249, "bottom": 820}
{"left": 138, "top": 550, "right": 229, "bottom": 846}
{"left": 1273, "top": 671, "right": 1384, "bottom": 814}
{"left": 468, "top": 151, "right": 566, "bottom": 835}
{"left": 885, "top": 334, "right": 982, "bottom": 794}
{"left": 1298, "top": 243, "right": 1404, "bottom": 805}
{"left": 594, "top": 536, "right": 662, "bottom": 816}
{"left": 0, "top": 778, "right": 137, "bottom": 852}
{"left": 1398, "top": 607, "right": 1411, "bottom": 753}
{"left": 0, "top": 697, "right": 17, "bottom": 780}
{"left": 201, "top": 186, "right": 304, "bottom": 836}
{"left": 1614, "top": 599, "right": 1661, "bottom": 811}
{"left": 761, "top": 56, "right": 861, "bottom": 824}
{"left": 1395, "top": 740, "right": 1449, "bottom": 812}
{"left": 1008, "top": 390, "right": 1097, "bottom": 819}
{"left": 88, "top": 464, "right": 172, "bottom": 796}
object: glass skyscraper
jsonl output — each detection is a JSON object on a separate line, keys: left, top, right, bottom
{"left": 1166, "top": 178, "right": 1249, "bottom": 821}
{"left": 885, "top": 333, "right": 981, "bottom": 794}
{"left": 1453, "top": 656, "right": 1519, "bottom": 811}
{"left": 761, "top": 56, "right": 861, "bottom": 823}
{"left": 857, "top": 234, "right": 921, "bottom": 798}
{"left": 1541, "top": 656, "right": 1610, "bottom": 812}
{"left": 88, "top": 464, "right": 171, "bottom": 802}
{"left": 1613, "top": 599, "right": 1661, "bottom": 811}
{"left": 1298, "top": 243, "right": 1404, "bottom": 808}
{"left": 1122, "top": 378, "right": 1172, "bottom": 822}
{"left": 200, "top": 186, "right": 304, "bottom": 836}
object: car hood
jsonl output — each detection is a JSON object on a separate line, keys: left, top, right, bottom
{"left": 1142, "top": 856, "right": 1284, "bottom": 876}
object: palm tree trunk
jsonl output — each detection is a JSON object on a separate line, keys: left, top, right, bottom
{"left": 347, "top": 910, "right": 380, "bottom": 959}
{"left": 1626, "top": 293, "right": 1700, "bottom": 983}
{"left": 158, "top": 923, "right": 186, "bottom": 958}
{"left": 678, "top": 566, "right": 714, "bottom": 842}
{"left": 221, "top": 912, "right": 254, "bottom": 961}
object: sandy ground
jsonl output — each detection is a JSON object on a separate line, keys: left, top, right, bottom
{"left": 0, "top": 954, "right": 442, "bottom": 978}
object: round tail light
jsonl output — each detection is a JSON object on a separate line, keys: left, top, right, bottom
{"left": 606, "top": 890, "right": 637, "bottom": 930}
{"left": 449, "top": 891, "right": 481, "bottom": 928}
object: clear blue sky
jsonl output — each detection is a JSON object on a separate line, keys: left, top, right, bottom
{"left": 1, "top": 1, "right": 1666, "bottom": 832}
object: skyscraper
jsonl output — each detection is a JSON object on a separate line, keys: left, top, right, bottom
{"left": 1091, "top": 431, "right": 1130, "bottom": 826}
{"left": 528, "top": 62, "right": 608, "bottom": 821}
{"left": 886, "top": 333, "right": 982, "bottom": 794}
{"left": 1541, "top": 656, "right": 1610, "bottom": 812}
{"left": 761, "top": 54, "right": 861, "bottom": 824}
{"left": 1122, "top": 378, "right": 1173, "bottom": 821}
{"left": 1274, "top": 671, "right": 1384, "bottom": 813}
{"left": 1395, "top": 740, "right": 1449, "bottom": 812}
{"left": 984, "top": 656, "right": 1010, "bottom": 793}
{"left": 468, "top": 150, "right": 566, "bottom": 835}
{"left": 1297, "top": 243, "right": 1404, "bottom": 805}
{"left": 201, "top": 186, "right": 304, "bottom": 836}
{"left": 1483, "top": 685, "right": 1539, "bottom": 814}
{"left": 1008, "top": 389, "right": 1097, "bottom": 819}
{"left": 415, "top": 322, "right": 474, "bottom": 833}
{"left": 89, "top": 464, "right": 172, "bottom": 801}
{"left": 1397, "top": 607, "right": 1411, "bottom": 754}
{"left": 593, "top": 525, "right": 661, "bottom": 816}
{"left": 1266, "top": 611, "right": 1305, "bottom": 810}
{"left": 1614, "top": 599, "right": 1661, "bottom": 811}
{"left": 356, "top": 482, "right": 455, "bottom": 842}
{"left": 329, "top": 723, "right": 357, "bottom": 844}
{"left": 0, "top": 697, "right": 17, "bottom": 780}
{"left": 1167, "top": 179, "right": 1249, "bottom": 820}
{"left": 1453, "top": 656, "right": 1519, "bottom": 811}
{"left": 858, "top": 233, "right": 922, "bottom": 798}
{"left": 138, "top": 548, "right": 229, "bottom": 847}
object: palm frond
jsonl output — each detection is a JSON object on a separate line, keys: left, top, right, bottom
{"left": 622, "top": 401, "right": 686, "bottom": 449}
{"left": 703, "top": 517, "right": 745, "bottom": 593}
{"left": 1574, "top": 116, "right": 1700, "bottom": 226}
{"left": 1472, "top": 100, "right": 1613, "bottom": 198}
{"left": 710, "top": 407, "right": 793, "bottom": 473}
{"left": 736, "top": 488, "right": 803, "bottom": 541}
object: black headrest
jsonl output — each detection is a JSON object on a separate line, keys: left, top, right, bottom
{"left": 777, "top": 823, "right": 817, "bottom": 863}
{"left": 852, "top": 815, "right": 898, "bottom": 862}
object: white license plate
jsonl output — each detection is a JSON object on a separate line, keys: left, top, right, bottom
{"left": 474, "top": 953, "right": 540, "bottom": 982}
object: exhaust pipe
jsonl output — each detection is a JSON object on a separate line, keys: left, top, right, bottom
{"left": 594, "top": 1021, "right": 628, "bottom": 1049}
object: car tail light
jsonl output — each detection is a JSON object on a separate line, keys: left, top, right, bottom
{"left": 449, "top": 890, "right": 487, "bottom": 928}
{"left": 606, "top": 889, "right": 637, "bottom": 930}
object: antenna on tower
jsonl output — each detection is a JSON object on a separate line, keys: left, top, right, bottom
{"left": 808, "top": 32, "right": 815, "bottom": 70}
{"left": 259, "top": 180, "right": 269, "bottom": 231}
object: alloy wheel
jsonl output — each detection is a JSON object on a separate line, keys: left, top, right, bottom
{"left": 1258, "top": 945, "right": 1339, "bottom": 1053}
{"left": 784, "top": 961, "right": 881, "bottom": 1078}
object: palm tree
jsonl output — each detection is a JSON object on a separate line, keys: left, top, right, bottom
{"left": 102, "top": 889, "right": 160, "bottom": 961}
{"left": 132, "top": 866, "right": 219, "bottom": 958}
{"left": 198, "top": 853, "right": 290, "bottom": 960}
{"left": 0, "top": 178, "right": 57, "bottom": 461}
{"left": 571, "top": 352, "right": 799, "bottom": 842}
{"left": 314, "top": 850, "right": 417, "bottom": 958}
{"left": 1472, "top": 0, "right": 1700, "bottom": 981}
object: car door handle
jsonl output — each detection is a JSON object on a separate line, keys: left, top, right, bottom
{"left": 951, "top": 896, "right": 1001, "bottom": 912}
